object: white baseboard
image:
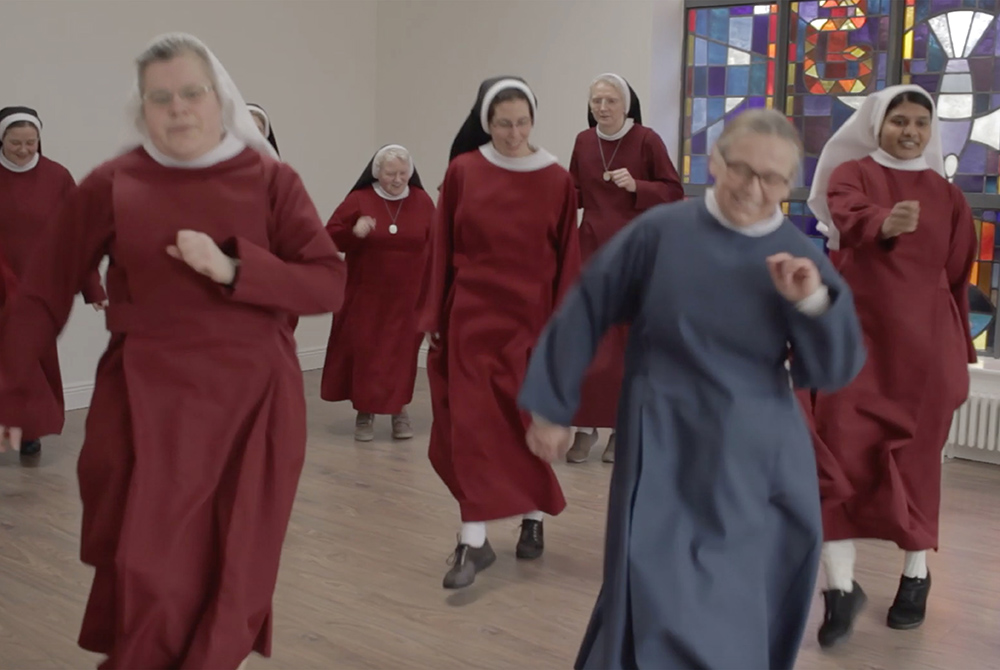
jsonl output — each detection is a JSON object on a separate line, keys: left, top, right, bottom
{"left": 63, "top": 343, "right": 431, "bottom": 412}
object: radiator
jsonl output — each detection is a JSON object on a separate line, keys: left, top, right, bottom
{"left": 945, "top": 393, "right": 1000, "bottom": 464}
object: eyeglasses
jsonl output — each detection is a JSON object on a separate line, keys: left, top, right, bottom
{"left": 722, "top": 157, "right": 792, "bottom": 191}
{"left": 142, "top": 84, "right": 214, "bottom": 107}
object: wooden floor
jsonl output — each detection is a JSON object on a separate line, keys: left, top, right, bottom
{"left": 2, "top": 369, "right": 999, "bottom": 669}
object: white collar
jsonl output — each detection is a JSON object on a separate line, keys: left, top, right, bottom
{"left": 0, "top": 151, "right": 39, "bottom": 173}
{"left": 479, "top": 142, "right": 558, "bottom": 172}
{"left": 869, "top": 147, "right": 931, "bottom": 172}
{"left": 374, "top": 183, "right": 409, "bottom": 201}
{"left": 142, "top": 132, "right": 247, "bottom": 169}
{"left": 596, "top": 118, "right": 635, "bottom": 141}
{"left": 705, "top": 188, "right": 784, "bottom": 237}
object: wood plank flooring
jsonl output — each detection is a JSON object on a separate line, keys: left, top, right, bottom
{"left": 2, "top": 370, "right": 998, "bottom": 669}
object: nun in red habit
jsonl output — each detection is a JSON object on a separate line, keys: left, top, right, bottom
{"left": 0, "top": 32, "right": 346, "bottom": 669}
{"left": 417, "top": 76, "right": 581, "bottom": 589}
{"left": 567, "top": 73, "right": 683, "bottom": 464}
{"left": 0, "top": 106, "right": 108, "bottom": 457}
{"left": 246, "top": 103, "right": 279, "bottom": 156}
{"left": 804, "top": 84, "right": 976, "bottom": 648}
{"left": 322, "top": 144, "right": 434, "bottom": 441}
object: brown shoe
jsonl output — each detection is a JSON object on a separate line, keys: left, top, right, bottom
{"left": 602, "top": 432, "right": 616, "bottom": 463}
{"left": 392, "top": 409, "right": 413, "bottom": 440}
{"left": 355, "top": 412, "right": 374, "bottom": 442}
{"left": 566, "top": 430, "right": 599, "bottom": 463}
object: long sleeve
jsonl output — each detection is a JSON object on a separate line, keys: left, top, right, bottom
{"left": 568, "top": 142, "right": 584, "bottom": 208}
{"left": 633, "top": 131, "right": 685, "bottom": 211}
{"left": 57, "top": 172, "right": 109, "bottom": 305}
{"left": 552, "top": 178, "right": 583, "bottom": 307}
{"left": 0, "top": 169, "right": 114, "bottom": 397}
{"left": 225, "top": 164, "right": 346, "bottom": 316}
{"left": 948, "top": 191, "right": 978, "bottom": 364}
{"left": 518, "top": 215, "right": 659, "bottom": 426}
{"left": 786, "top": 251, "right": 866, "bottom": 391}
{"left": 325, "top": 192, "right": 365, "bottom": 254}
{"left": 416, "top": 164, "right": 458, "bottom": 335}
{"left": 827, "top": 161, "right": 894, "bottom": 250}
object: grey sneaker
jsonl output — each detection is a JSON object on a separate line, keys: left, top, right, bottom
{"left": 355, "top": 412, "right": 375, "bottom": 442}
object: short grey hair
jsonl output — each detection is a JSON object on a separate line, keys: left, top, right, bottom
{"left": 713, "top": 109, "right": 803, "bottom": 160}
{"left": 590, "top": 74, "right": 627, "bottom": 101}
{"left": 136, "top": 34, "right": 216, "bottom": 93}
{"left": 373, "top": 146, "right": 412, "bottom": 176}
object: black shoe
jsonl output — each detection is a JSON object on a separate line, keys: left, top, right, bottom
{"left": 887, "top": 572, "right": 931, "bottom": 630}
{"left": 516, "top": 519, "right": 544, "bottom": 560}
{"left": 818, "top": 581, "right": 867, "bottom": 649}
{"left": 19, "top": 440, "right": 41, "bottom": 457}
{"left": 442, "top": 539, "right": 496, "bottom": 589}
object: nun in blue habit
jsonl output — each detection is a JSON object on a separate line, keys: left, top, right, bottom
{"left": 518, "top": 109, "right": 866, "bottom": 670}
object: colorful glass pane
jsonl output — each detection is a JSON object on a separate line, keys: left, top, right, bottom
{"left": 786, "top": 0, "right": 894, "bottom": 187}
{"left": 903, "top": 0, "right": 1000, "bottom": 194}
{"left": 682, "top": 3, "right": 779, "bottom": 184}
{"left": 782, "top": 200, "right": 827, "bottom": 250}
{"left": 970, "top": 208, "right": 1000, "bottom": 350}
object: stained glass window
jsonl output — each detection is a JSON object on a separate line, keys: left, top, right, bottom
{"left": 785, "top": 1, "right": 894, "bottom": 187}
{"left": 902, "top": 0, "right": 1000, "bottom": 194}
{"left": 682, "top": 3, "right": 779, "bottom": 185}
{"left": 782, "top": 200, "right": 826, "bottom": 249}
{"left": 971, "top": 209, "right": 1000, "bottom": 349}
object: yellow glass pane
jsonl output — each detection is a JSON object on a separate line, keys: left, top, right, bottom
{"left": 683, "top": 155, "right": 691, "bottom": 176}
{"left": 904, "top": 6, "right": 915, "bottom": 30}
{"left": 975, "top": 331, "right": 988, "bottom": 351}
{"left": 786, "top": 96, "right": 795, "bottom": 115}
{"left": 903, "top": 30, "right": 913, "bottom": 60}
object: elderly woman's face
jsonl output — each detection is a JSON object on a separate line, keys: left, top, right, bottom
{"left": 141, "top": 51, "right": 223, "bottom": 161}
{"left": 589, "top": 81, "right": 627, "bottom": 133}
{"left": 709, "top": 132, "right": 797, "bottom": 227}
{"left": 378, "top": 157, "right": 410, "bottom": 196}
{"left": 1, "top": 125, "right": 40, "bottom": 166}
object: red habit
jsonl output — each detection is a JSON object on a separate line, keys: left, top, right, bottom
{"left": 811, "top": 156, "right": 976, "bottom": 551}
{"left": 322, "top": 185, "right": 434, "bottom": 413}
{"left": 418, "top": 148, "right": 581, "bottom": 521}
{"left": 0, "top": 147, "right": 346, "bottom": 668}
{"left": 569, "top": 125, "right": 683, "bottom": 427}
{"left": 0, "top": 156, "right": 107, "bottom": 440}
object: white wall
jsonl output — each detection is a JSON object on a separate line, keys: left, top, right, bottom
{"left": 4, "top": 0, "right": 686, "bottom": 410}
{"left": 374, "top": 0, "right": 684, "bottom": 193}
{"left": 3, "top": 0, "right": 377, "bottom": 408}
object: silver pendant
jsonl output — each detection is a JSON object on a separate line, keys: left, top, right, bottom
{"left": 603, "top": 171, "right": 611, "bottom": 181}
{"left": 389, "top": 224, "right": 398, "bottom": 234}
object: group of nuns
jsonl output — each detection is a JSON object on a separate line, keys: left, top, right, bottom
{"left": 0, "top": 28, "right": 978, "bottom": 670}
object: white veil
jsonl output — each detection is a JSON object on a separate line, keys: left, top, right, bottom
{"left": 118, "top": 32, "right": 279, "bottom": 161}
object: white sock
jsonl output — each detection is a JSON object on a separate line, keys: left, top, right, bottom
{"left": 903, "top": 550, "right": 928, "bottom": 579}
{"left": 523, "top": 510, "right": 544, "bottom": 522}
{"left": 460, "top": 522, "right": 486, "bottom": 548}
{"left": 821, "top": 540, "right": 856, "bottom": 592}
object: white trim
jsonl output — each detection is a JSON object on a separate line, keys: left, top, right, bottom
{"left": 478, "top": 142, "right": 558, "bottom": 172}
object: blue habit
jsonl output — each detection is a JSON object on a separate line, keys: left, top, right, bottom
{"left": 518, "top": 199, "right": 865, "bottom": 669}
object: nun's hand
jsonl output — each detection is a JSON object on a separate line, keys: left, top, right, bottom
{"left": 881, "top": 201, "right": 920, "bottom": 238}
{"left": 526, "top": 416, "right": 573, "bottom": 463}
{"left": 610, "top": 168, "right": 637, "bottom": 193}
{"left": 353, "top": 216, "right": 376, "bottom": 238}
{"left": 166, "top": 231, "right": 237, "bottom": 285}
{"left": 92, "top": 300, "right": 109, "bottom": 312}
{"left": 0, "top": 426, "right": 22, "bottom": 453}
{"left": 766, "top": 253, "right": 821, "bottom": 304}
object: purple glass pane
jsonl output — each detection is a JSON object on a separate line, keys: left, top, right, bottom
{"left": 803, "top": 115, "right": 831, "bottom": 155}
{"left": 939, "top": 120, "right": 971, "bottom": 156}
{"left": 956, "top": 174, "right": 986, "bottom": 192}
{"left": 910, "top": 73, "right": 941, "bottom": 92}
{"left": 730, "top": 5, "right": 754, "bottom": 16}
{"left": 959, "top": 142, "right": 988, "bottom": 173}
{"left": 969, "top": 57, "right": 995, "bottom": 90}
{"left": 752, "top": 15, "right": 770, "bottom": 55}
{"left": 747, "top": 97, "right": 767, "bottom": 109}
{"left": 971, "top": 23, "right": 995, "bottom": 57}
{"left": 691, "top": 130, "right": 707, "bottom": 155}
{"left": 798, "top": 2, "right": 818, "bottom": 22}
{"left": 804, "top": 95, "right": 832, "bottom": 115}
{"left": 910, "top": 60, "right": 928, "bottom": 74}
{"left": 708, "top": 67, "right": 727, "bottom": 95}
